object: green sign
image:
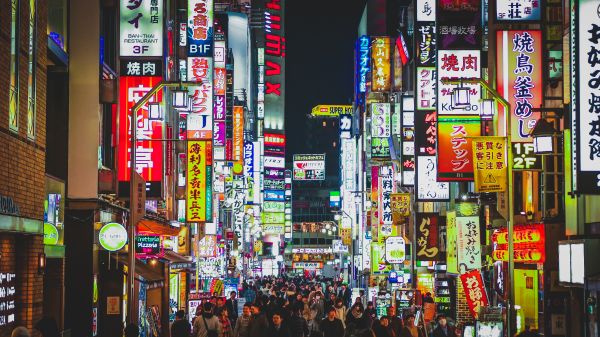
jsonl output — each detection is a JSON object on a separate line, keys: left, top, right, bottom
{"left": 43, "top": 223, "right": 59, "bottom": 245}
{"left": 263, "top": 201, "right": 285, "bottom": 212}
{"left": 98, "top": 223, "right": 128, "bottom": 251}
{"left": 262, "top": 212, "right": 285, "bottom": 224}
{"left": 371, "top": 137, "right": 391, "bottom": 158}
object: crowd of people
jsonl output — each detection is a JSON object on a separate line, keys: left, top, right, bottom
{"left": 169, "top": 275, "right": 459, "bottom": 337}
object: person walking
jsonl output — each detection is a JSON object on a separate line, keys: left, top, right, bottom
{"left": 266, "top": 311, "right": 291, "bottom": 337}
{"left": 171, "top": 310, "right": 192, "bottom": 337}
{"left": 288, "top": 303, "right": 310, "bottom": 337}
{"left": 333, "top": 298, "right": 347, "bottom": 328}
{"left": 399, "top": 314, "right": 424, "bottom": 337}
{"left": 247, "top": 304, "right": 270, "bottom": 337}
{"left": 385, "top": 307, "right": 403, "bottom": 337}
{"left": 372, "top": 317, "right": 394, "bottom": 337}
{"left": 319, "top": 307, "right": 345, "bottom": 337}
{"left": 219, "top": 308, "right": 233, "bottom": 337}
{"left": 431, "top": 315, "right": 457, "bottom": 337}
{"left": 193, "top": 302, "right": 222, "bottom": 337}
{"left": 233, "top": 303, "right": 253, "bottom": 337}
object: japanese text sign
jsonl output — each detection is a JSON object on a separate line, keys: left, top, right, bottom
{"left": 472, "top": 137, "right": 507, "bottom": 193}
{"left": 417, "top": 0, "right": 436, "bottom": 22}
{"left": 496, "top": 0, "right": 541, "bottom": 21}
{"left": 120, "top": 0, "right": 163, "bottom": 57}
{"left": 117, "top": 76, "right": 163, "bottom": 197}
{"left": 497, "top": 30, "right": 542, "bottom": 142}
{"left": 437, "top": 115, "right": 481, "bottom": 181}
{"left": 438, "top": 50, "right": 481, "bottom": 115}
{"left": 573, "top": 0, "right": 600, "bottom": 194}
{"left": 379, "top": 166, "right": 394, "bottom": 226}
{"left": 371, "top": 103, "right": 391, "bottom": 137}
{"left": 357, "top": 35, "right": 370, "bottom": 94}
{"left": 371, "top": 37, "right": 391, "bottom": 92}
{"left": 456, "top": 215, "right": 482, "bottom": 272}
{"left": 390, "top": 193, "right": 411, "bottom": 219}
{"left": 187, "top": 141, "right": 207, "bottom": 222}
{"left": 459, "top": 269, "right": 489, "bottom": 319}
{"left": 188, "top": 0, "right": 213, "bottom": 56}
{"left": 416, "top": 213, "right": 440, "bottom": 261}
{"left": 416, "top": 23, "right": 436, "bottom": 66}
{"left": 417, "top": 67, "right": 437, "bottom": 110}
{"left": 417, "top": 156, "right": 449, "bottom": 200}
{"left": 437, "top": 0, "right": 482, "bottom": 50}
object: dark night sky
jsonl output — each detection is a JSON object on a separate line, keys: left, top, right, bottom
{"left": 285, "top": 0, "right": 366, "bottom": 157}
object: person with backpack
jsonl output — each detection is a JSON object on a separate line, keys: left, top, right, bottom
{"left": 193, "top": 302, "right": 222, "bottom": 337}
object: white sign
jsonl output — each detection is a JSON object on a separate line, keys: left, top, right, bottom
{"left": 417, "top": 156, "right": 449, "bottom": 200}
{"left": 437, "top": 50, "right": 481, "bottom": 115}
{"left": 214, "top": 41, "right": 226, "bottom": 68}
{"left": 417, "top": 67, "right": 436, "bottom": 110}
{"left": 120, "top": 0, "right": 163, "bottom": 57}
{"left": 264, "top": 156, "right": 285, "bottom": 169}
{"left": 385, "top": 236, "right": 406, "bottom": 264}
{"left": 371, "top": 103, "right": 391, "bottom": 137}
{"left": 293, "top": 262, "right": 322, "bottom": 269}
{"left": 342, "top": 139, "right": 357, "bottom": 191}
{"left": 332, "top": 240, "right": 349, "bottom": 253}
{"left": 456, "top": 216, "right": 482, "bottom": 273}
{"left": 496, "top": 0, "right": 541, "bottom": 21}
{"left": 416, "top": 0, "right": 436, "bottom": 22}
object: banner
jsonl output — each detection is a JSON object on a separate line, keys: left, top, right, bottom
{"left": 497, "top": 30, "right": 542, "bottom": 142}
{"left": 456, "top": 215, "right": 481, "bottom": 273}
{"left": 459, "top": 269, "right": 489, "bottom": 319}
{"left": 437, "top": 116, "right": 480, "bottom": 181}
{"left": 187, "top": 141, "right": 207, "bottom": 222}
{"left": 371, "top": 37, "right": 391, "bottom": 92}
{"left": 437, "top": 0, "right": 482, "bottom": 50}
{"left": 416, "top": 213, "right": 440, "bottom": 261}
{"left": 472, "top": 137, "right": 507, "bottom": 193}
{"left": 446, "top": 211, "right": 458, "bottom": 274}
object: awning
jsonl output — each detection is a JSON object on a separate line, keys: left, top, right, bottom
{"left": 162, "top": 250, "right": 190, "bottom": 263}
{"left": 136, "top": 219, "right": 180, "bottom": 236}
{"left": 114, "top": 254, "right": 164, "bottom": 283}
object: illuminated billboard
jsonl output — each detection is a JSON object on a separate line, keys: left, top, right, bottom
{"left": 188, "top": 0, "right": 213, "bottom": 57}
{"left": 497, "top": 30, "right": 542, "bottom": 142}
{"left": 437, "top": 115, "right": 480, "bottom": 181}
{"left": 437, "top": 50, "right": 481, "bottom": 115}
{"left": 496, "top": 0, "right": 541, "bottom": 21}
{"left": 187, "top": 141, "right": 208, "bottom": 222}
{"left": 293, "top": 154, "right": 325, "bottom": 181}
{"left": 264, "top": 0, "right": 285, "bottom": 131}
{"left": 120, "top": 0, "right": 163, "bottom": 57}
{"left": 117, "top": 76, "right": 163, "bottom": 198}
{"left": 371, "top": 37, "right": 391, "bottom": 92}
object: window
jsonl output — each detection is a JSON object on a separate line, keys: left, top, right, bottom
{"left": 9, "top": 0, "right": 19, "bottom": 132}
{"left": 27, "top": 0, "right": 37, "bottom": 139}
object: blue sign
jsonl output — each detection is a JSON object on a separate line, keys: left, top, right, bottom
{"left": 244, "top": 141, "right": 254, "bottom": 176}
{"left": 356, "top": 36, "right": 370, "bottom": 94}
{"left": 264, "top": 189, "right": 285, "bottom": 202}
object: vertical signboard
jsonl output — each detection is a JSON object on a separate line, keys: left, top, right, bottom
{"left": 356, "top": 35, "right": 370, "bottom": 95}
{"left": 497, "top": 30, "right": 542, "bottom": 142}
{"left": 573, "top": 0, "right": 600, "bottom": 194}
{"left": 416, "top": 213, "right": 440, "bottom": 261}
{"left": 415, "top": 110, "right": 437, "bottom": 155}
{"left": 417, "top": 67, "right": 437, "bottom": 110}
{"left": 264, "top": 0, "right": 285, "bottom": 131}
{"left": 446, "top": 211, "right": 458, "bottom": 274}
{"left": 187, "top": 141, "right": 207, "bottom": 222}
{"left": 437, "top": 50, "right": 481, "bottom": 115}
{"left": 188, "top": 0, "right": 213, "bottom": 56}
{"left": 416, "top": 156, "right": 449, "bottom": 200}
{"left": 118, "top": 76, "right": 164, "bottom": 198}
{"left": 232, "top": 106, "right": 244, "bottom": 172}
{"left": 401, "top": 97, "right": 415, "bottom": 186}
{"left": 459, "top": 269, "right": 489, "bottom": 319}
{"left": 120, "top": 0, "right": 163, "bottom": 57}
{"left": 416, "top": 0, "right": 436, "bottom": 22}
{"left": 371, "top": 103, "right": 391, "bottom": 137}
{"left": 456, "top": 202, "right": 481, "bottom": 273}
{"left": 472, "top": 137, "right": 507, "bottom": 193}
{"left": 437, "top": 116, "right": 480, "bottom": 181}
{"left": 371, "top": 37, "right": 391, "bottom": 92}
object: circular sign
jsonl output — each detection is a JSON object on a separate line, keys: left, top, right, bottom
{"left": 98, "top": 223, "right": 128, "bottom": 251}
{"left": 43, "top": 223, "right": 59, "bottom": 245}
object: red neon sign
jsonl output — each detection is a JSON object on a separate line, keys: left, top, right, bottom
{"left": 264, "top": 133, "right": 286, "bottom": 147}
{"left": 492, "top": 224, "right": 545, "bottom": 263}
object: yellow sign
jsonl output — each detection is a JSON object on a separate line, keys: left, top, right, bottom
{"left": 340, "top": 227, "right": 352, "bottom": 246}
{"left": 254, "top": 241, "right": 263, "bottom": 253}
{"left": 311, "top": 105, "right": 353, "bottom": 117}
{"left": 371, "top": 37, "right": 392, "bottom": 92}
{"left": 187, "top": 141, "right": 207, "bottom": 222}
{"left": 391, "top": 193, "right": 411, "bottom": 219}
{"left": 472, "top": 137, "right": 507, "bottom": 193}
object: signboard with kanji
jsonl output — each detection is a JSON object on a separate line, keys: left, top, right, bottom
{"left": 187, "top": 141, "right": 207, "bottom": 222}
{"left": 459, "top": 269, "right": 489, "bottom": 319}
{"left": 120, "top": 0, "right": 163, "bottom": 57}
{"left": 472, "top": 137, "right": 507, "bottom": 193}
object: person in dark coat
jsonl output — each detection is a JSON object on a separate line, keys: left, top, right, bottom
{"left": 345, "top": 303, "right": 372, "bottom": 337}
{"left": 247, "top": 304, "right": 270, "bottom": 337}
{"left": 288, "top": 303, "right": 310, "bottom": 337}
{"left": 372, "top": 317, "right": 394, "bottom": 337}
{"left": 171, "top": 310, "right": 192, "bottom": 337}
{"left": 226, "top": 291, "right": 239, "bottom": 325}
{"left": 319, "top": 307, "right": 345, "bottom": 337}
{"left": 266, "top": 312, "right": 291, "bottom": 337}
{"left": 431, "top": 315, "right": 457, "bottom": 337}
{"left": 385, "top": 306, "right": 403, "bottom": 337}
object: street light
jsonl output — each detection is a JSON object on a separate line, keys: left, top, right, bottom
{"left": 451, "top": 82, "right": 471, "bottom": 107}
{"left": 480, "top": 98, "right": 496, "bottom": 120}
{"left": 531, "top": 118, "right": 557, "bottom": 154}
{"left": 148, "top": 102, "right": 163, "bottom": 121}
{"left": 171, "top": 88, "right": 188, "bottom": 108}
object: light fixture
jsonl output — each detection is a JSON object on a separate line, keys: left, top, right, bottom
{"left": 148, "top": 102, "right": 163, "bottom": 121}
{"left": 38, "top": 252, "right": 46, "bottom": 275}
{"left": 530, "top": 118, "right": 557, "bottom": 154}
{"left": 451, "top": 82, "right": 471, "bottom": 108}
{"left": 171, "top": 89, "right": 188, "bottom": 108}
{"left": 334, "top": 214, "right": 341, "bottom": 221}
{"left": 321, "top": 229, "right": 327, "bottom": 234}
{"left": 480, "top": 98, "right": 495, "bottom": 120}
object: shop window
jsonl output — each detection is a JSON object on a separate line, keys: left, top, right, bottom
{"left": 27, "top": 0, "right": 37, "bottom": 140}
{"left": 9, "top": 0, "right": 19, "bottom": 132}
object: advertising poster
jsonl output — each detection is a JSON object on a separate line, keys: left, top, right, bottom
{"left": 436, "top": 0, "right": 481, "bottom": 50}
{"left": 390, "top": 193, "right": 411, "bottom": 219}
{"left": 416, "top": 156, "right": 449, "bottom": 201}
{"left": 472, "top": 137, "right": 507, "bottom": 193}
{"left": 496, "top": 0, "right": 541, "bottom": 21}
{"left": 437, "top": 115, "right": 480, "bottom": 181}
{"left": 371, "top": 242, "right": 392, "bottom": 274}
{"left": 445, "top": 211, "right": 458, "bottom": 274}
{"left": 293, "top": 154, "right": 326, "bottom": 181}
{"left": 385, "top": 236, "right": 406, "bottom": 264}
{"left": 496, "top": 30, "right": 542, "bottom": 142}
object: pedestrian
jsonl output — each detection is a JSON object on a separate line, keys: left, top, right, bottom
{"left": 193, "top": 302, "right": 222, "bottom": 337}
{"left": 244, "top": 283, "right": 257, "bottom": 304}
{"left": 325, "top": 293, "right": 337, "bottom": 311}
{"left": 333, "top": 298, "right": 347, "bottom": 328}
{"left": 365, "top": 302, "right": 377, "bottom": 321}
{"left": 385, "top": 307, "right": 403, "bottom": 337}
{"left": 338, "top": 284, "right": 352, "bottom": 308}
{"left": 372, "top": 317, "right": 395, "bottom": 337}
{"left": 247, "top": 304, "right": 270, "bottom": 337}
{"left": 219, "top": 307, "right": 233, "bottom": 337}
{"left": 11, "top": 327, "right": 30, "bottom": 337}
{"left": 267, "top": 311, "right": 291, "bottom": 337}
{"left": 34, "top": 316, "right": 60, "bottom": 337}
{"left": 399, "top": 314, "right": 424, "bottom": 337}
{"left": 226, "top": 291, "right": 239, "bottom": 325}
{"left": 288, "top": 303, "right": 310, "bottom": 337}
{"left": 431, "top": 314, "right": 456, "bottom": 337}
{"left": 171, "top": 310, "right": 192, "bottom": 337}
{"left": 233, "top": 303, "right": 253, "bottom": 337}
{"left": 319, "top": 307, "right": 345, "bottom": 337}
{"left": 311, "top": 291, "right": 325, "bottom": 321}
{"left": 215, "top": 297, "right": 227, "bottom": 316}
{"left": 345, "top": 303, "right": 372, "bottom": 337}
